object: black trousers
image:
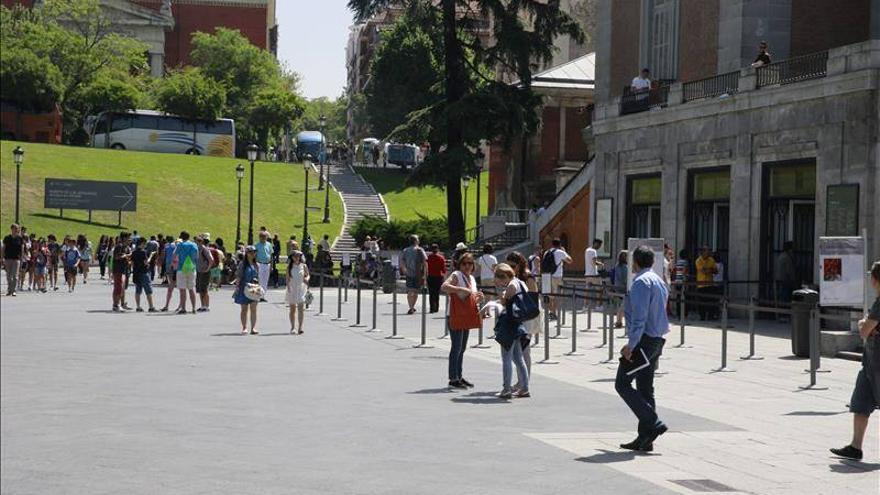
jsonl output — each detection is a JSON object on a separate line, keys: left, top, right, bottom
{"left": 427, "top": 275, "right": 443, "bottom": 313}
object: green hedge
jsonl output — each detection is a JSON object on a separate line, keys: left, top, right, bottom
{"left": 350, "top": 214, "right": 449, "bottom": 250}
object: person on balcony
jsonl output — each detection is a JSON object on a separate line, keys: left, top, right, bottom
{"left": 751, "top": 41, "right": 771, "bottom": 67}
{"left": 631, "top": 68, "right": 651, "bottom": 93}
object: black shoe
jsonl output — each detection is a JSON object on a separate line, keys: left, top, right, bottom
{"left": 620, "top": 438, "right": 653, "bottom": 452}
{"left": 830, "top": 445, "right": 863, "bottom": 460}
{"left": 641, "top": 423, "right": 668, "bottom": 448}
{"left": 448, "top": 380, "right": 467, "bottom": 389}
{"left": 460, "top": 378, "right": 474, "bottom": 388}
{"left": 259, "top": 298, "right": 267, "bottom": 303}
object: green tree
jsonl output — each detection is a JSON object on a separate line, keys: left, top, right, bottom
{"left": 298, "top": 96, "right": 347, "bottom": 143}
{"left": 249, "top": 86, "right": 305, "bottom": 150}
{"left": 154, "top": 68, "right": 227, "bottom": 154}
{"left": 349, "top": 0, "right": 583, "bottom": 242}
{"left": 0, "top": 45, "right": 64, "bottom": 139}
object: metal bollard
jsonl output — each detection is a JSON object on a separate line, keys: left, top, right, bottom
{"left": 560, "top": 288, "right": 567, "bottom": 326}
{"left": 676, "top": 286, "right": 687, "bottom": 347}
{"left": 799, "top": 309, "right": 828, "bottom": 390}
{"left": 344, "top": 272, "right": 349, "bottom": 302}
{"left": 600, "top": 304, "right": 608, "bottom": 347}
{"left": 740, "top": 296, "right": 763, "bottom": 360}
{"left": 350, "top": 279, "right": 366, "bottom": 328}
{"left": 439, "top": 293, "right": 450, "bottom": 339}
{"left": 712, "top": 298, "right": 735, "bottom": 372}
{"left": 386, "top": 283, "right": 403, "bottom": 339}
{"left": 367, "top": 282, "right": 381, "bottom": 332}
{"left": 413, "top": 287, "right": 432, "bottom": 348}
{"left": 332, "top": 275, "right": 347, "bottom": 321}
{"left": 566, "top": 291, "right": 580, "bottom": 356}
{"left": 601, "top": 306, "right": 615, "bottom": 363}
{"left": 538, "top": 301, "right": 558, "bottom": 364}
{"left": 586, "top": 293, "right": 593, "bottom": 331}
{"left": 317, "top": 273, "right": 326, "bottom": 316}
{"left": 552, "top": 292, "right": 566, "bottom": 339}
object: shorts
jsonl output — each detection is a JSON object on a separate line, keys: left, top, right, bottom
{"left": 177, "top": 271, "right": 196, "bottom": 290}
{"left": 406, "top": 276, "right": 423, "bottom": 291}
{"left": 166, "top": 270, "right": 175, "bottom": 284}
{"left": 64, "top": 265, "right": 78, "bottom": 277}
{"left": 196, "top": 272, "right": 210, "bottom": 293}
{"left": 551, "top": 276, "right": 563, "bottom": 294}
{"left": 35, "top": 264, "right": 47, "bottom": 276}
{"left": 210, "top": 267, "right": 222, "bottom": 279}
{"left": 849, "top": 367, "right": 879, "bottom": 415}
{"left": 134, "top": 273, "right": 153, "bottom": 296}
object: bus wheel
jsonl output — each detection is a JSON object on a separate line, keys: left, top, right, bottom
{"left": 111, "top": 143, "right": 125, "bottom": 150}
{"left": 186, "top": 148, "right": 201, "bottom": 155}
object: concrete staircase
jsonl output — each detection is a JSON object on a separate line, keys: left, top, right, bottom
{"left": 326, "top": 162, "right": 388, "bottom": 262}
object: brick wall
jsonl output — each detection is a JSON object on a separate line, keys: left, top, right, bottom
{"left": 487, "top": 142, "right": 510, "bottom": 212}
{"left": 678, "top": 0, "right": 718, "bottom": 82}
{"left": 610, "top": 0, "right": 642, "bottom": 98}
{"left": 564, "top": 107, "right": 591, "bottom": 162}
{"left": 539, "top": 185, "right": 591, "bottom": 272}
{"left": 790, "top": 0, "right": 870, "bottom": 56}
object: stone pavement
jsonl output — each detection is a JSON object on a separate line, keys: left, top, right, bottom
{"left": 1, "top": 279, "right": 877, "bottom": 494}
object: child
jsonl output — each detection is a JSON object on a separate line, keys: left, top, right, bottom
{"left": 62, "top": 239, "right": 81, "bottom": 292}
{"left": 33, "top": 241, "right": 48, "bottom": 293}
{"left": 286, "top": 251, "right": 310, "bottom": 334}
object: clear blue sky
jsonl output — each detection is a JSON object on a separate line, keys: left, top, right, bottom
{"left": 277, "top": 1, "right": 353, "bottom": 100}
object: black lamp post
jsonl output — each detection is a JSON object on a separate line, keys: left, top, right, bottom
{"left": 318, "top": 114, "right": 327, "bottom": 190}
{"left": 303, "top": 158, "right": 311, "bottom": 240}
{"left": 12, "top": 146, "right": 23, "bottom": 224}
{"left": 235, "top": 164, "right": 245, "bottom": 246}
{"left": 475, "top": 161, "right": 483, "bottom": 228}
{"left": 246, "top": 144, "right": 258, "bottom": 245}
{"left": 462, "top": 176, "right": 470, "bottom": 230}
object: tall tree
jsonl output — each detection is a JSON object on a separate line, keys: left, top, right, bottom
{"left": 0, "top": 45, "right": 64, "bottom": 139}
{"left": 349, "top": 0, "right": 583, "bottom": 242}
{"left": 249, "top": 86, "right": 305, "bottom": 151}
{"left": 154, "top": 68, "right": 227, "bottom": 154}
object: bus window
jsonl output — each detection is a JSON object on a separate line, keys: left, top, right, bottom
{"left": 158, "top": 116, "right": 184, "bottom": 132}
{"left": 94, "top": 114, "right": 109, "bottom": 134}
{"left": 110, "top": 115, "right": 132, "bottom": 132}
{"left": 133, "top": 114, "right": 159, "bottom": 129}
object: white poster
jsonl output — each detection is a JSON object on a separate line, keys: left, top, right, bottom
{"left": 341, "top": 253, "right": 351, "bottom": 267}
{"left": 594, "top": 198, "right": 612, "bottom": 258}
{"left": 391, "top": 253, "right": 399, "bottom": 268}
{"left": 818, "top": 237, "right": 865, "bottom": 306}
{"left": 627, "top": 238, "right": 666, "bottom": 291}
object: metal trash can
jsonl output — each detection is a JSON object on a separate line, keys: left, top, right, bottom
{"left": 381, "top": 260, "right": 396, "bottom": 293}
{"left": 790, "top": 288, "right": 818, "bottom": 357}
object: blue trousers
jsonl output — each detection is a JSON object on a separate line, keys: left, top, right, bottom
{"left": 448, "top": 330, "right": 469, "bottom": 381}
{"left": 615, "top": 335, "right": 665, "bottom": 436}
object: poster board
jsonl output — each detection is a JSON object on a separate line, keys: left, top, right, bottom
{"left": 818, "top": 237, "right": 864, "bottom": 306}
{"left": 627, "top": 238, "right": 666, "bottom": 291}
{"left": 594, "top": 198, "right": 613, "bottom": 258}
{"left": 341, "top": 253, "right": 351, "bottom": 267}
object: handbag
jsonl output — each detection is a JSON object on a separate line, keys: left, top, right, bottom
{"left": 304, "top": 289, "right": 314, "bottom": 307}
{"left": 494, "top": 312, "right": 527, "bottom": 347}
{"left": 244, "top": 281, "right": 265, "bottom": 301}
{"left": 449, "top": 272, "right": 481, "bottom": 330}
{"left": 508, "top": 280, "right": 540, "bottom": 322}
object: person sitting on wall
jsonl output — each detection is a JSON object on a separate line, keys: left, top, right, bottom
{"left": 751, "top": 41, "right": 772, "bottom": 67}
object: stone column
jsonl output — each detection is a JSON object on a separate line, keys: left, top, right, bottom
{"left": 149, "top": 52, "right": 165, "bottom": 78}
{"left": 558, "top": 107, "right": 567, "bottom": 162}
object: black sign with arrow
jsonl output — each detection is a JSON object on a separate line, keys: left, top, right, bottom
{"left": 44, "top": 178, "right": 138, "bottom": 212}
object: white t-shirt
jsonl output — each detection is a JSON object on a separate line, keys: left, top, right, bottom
{"left": 477, "top": 254, "right": 497, "bottom": 280}
{"left": 631, "top": 76, "right": 650, "bottom": 91}
{"left": 584, "top": 247, "right": 598, "bottom": 276}
{"left": 551, "top": 249, "right": 567, "bottom": 278}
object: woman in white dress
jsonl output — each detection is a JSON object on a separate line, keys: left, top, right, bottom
{"left": 286, "top": 251, "right": 310, "bottom": 334}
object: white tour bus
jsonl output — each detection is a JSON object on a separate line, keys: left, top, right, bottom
{"left": 89, "top": 109, "right": 236, "bottom": 157}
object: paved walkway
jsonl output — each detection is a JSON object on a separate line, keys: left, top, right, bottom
{"left": 324, "top": 162, "right": 388, "bottom": 262}
{"left": 1, "top": 282, "right": 877, "bottom": 494}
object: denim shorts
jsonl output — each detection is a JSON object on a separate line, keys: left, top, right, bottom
{"left": 406, "top": 276, "right": 422, "bottom": 290}
{"left": 134, "top": 273, "right": 153, "bottom": 296}
{"left": 849, "top": 367, "right": 879, "bottom": 415}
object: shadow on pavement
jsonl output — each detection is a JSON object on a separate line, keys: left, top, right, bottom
{"left": 576, "top": 449, "right": 654, "bottom": 464}
{"left": 783, "top": 410, "right": 847, "bottom": 416}
{"left": 450, "top": 392, "right": 509, "bottom": 404}
{"left": 829, "top": 461, "right": 880, "bottom": 473}
{"left": 211, "top": 333, "right": 246, "bottom": 337}
{"left": 408, "top": 388, "right": 456, "bottom": 394}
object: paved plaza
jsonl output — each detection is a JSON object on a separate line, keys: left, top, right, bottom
{"left": 1, "top": 280, "right": 878, "bottom": 494}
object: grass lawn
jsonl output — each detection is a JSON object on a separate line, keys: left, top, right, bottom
{"left": 0, "top": 141, "right": 344, "bottom": 244}
{"left": 354, "top": 167, "right": 489, "bottom": 231}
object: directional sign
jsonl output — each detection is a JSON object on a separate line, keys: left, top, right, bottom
{"left": 44, "top": 178, "right": 137, "bottom": 212}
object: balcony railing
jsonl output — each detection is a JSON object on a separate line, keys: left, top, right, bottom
{"left": 756, "top": 50, "right": 829, "bottom": 88}
{"left": 495, "top": 208, "right": 530, "bottom": 224}
{"left": 620, "top": 83, "right": 671, "bottom": 115}
{"left": 682, "top": 70, "right": 739, "bottom": 102}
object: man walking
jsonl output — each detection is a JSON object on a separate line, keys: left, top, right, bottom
{"left": 112, "top": 232, "right": 132, "bottom": 312}
{"left": 400, "top": 235, "right": 427, "bottom": 315}
{"left": 255, "top": 231, "right": 273, "bottom": 301}
{"left": 173, "top": 231, "right": 198, "bottom": 314}
{"left": 3, "top": 224, "right": 23, "bottom": 296}
{"left": 540, "top": 238, "right": 571, "bottom": 319}
{"left": 131, "top": 237, "right": 157, "bottom": 312}
{"left": 695, "top": 246, "right": 717, "bottom": 321}
{"left": 616, "top": 246, "right": 669, "bottom": 452}
{"left": 584, "top": 238, "right": 605, "bottom": 310}
{"left": 195, "top": 235, "right": 213, "bottom": 312}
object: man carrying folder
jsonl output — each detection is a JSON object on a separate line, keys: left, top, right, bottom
{"left": 616, "top": 245, "right": 670, "bottom": 452}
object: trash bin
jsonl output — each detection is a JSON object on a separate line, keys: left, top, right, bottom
{"left": 790, "top": 288, "right": 818, "bottom": 357}
{"left": 381, "top": 260, "right": 396, "bottom": 293}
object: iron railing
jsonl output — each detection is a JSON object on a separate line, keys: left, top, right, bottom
{"left": 682, "top": 71, "right": 740, "bottom": 102}
{"left": 620, "top": 84, "right": 671, "bottom": 115}
{"left": 473, "top": 223, "right": 530, "bottom": 251}
{"left": 756, "top": 51, "right": 828, "bottom": 88}
{"left": 496, "top": 208, "right": 530, "bottom": 224}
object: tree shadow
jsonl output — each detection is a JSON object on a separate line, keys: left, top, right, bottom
{"left": 31, "top": 213, "right": 123, "bottom": 230}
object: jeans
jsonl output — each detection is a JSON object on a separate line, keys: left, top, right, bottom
{"left": 427, "top": 275, "right": 443, "bottom": 312}
{"left": 448, "top": 330, "right": 470, "bottom": 381}
{"left": 615, "top": 335, "right": 665, "bottom": 436}
{"left": 4, "top": 259, "right": 19, "bottom": 294}
{"left": 502, "top": 341, "right": 529, "bottom": 393}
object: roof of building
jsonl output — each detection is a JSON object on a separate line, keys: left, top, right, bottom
{"left": 528, "top": 53, "right": 595, "bottom": 90}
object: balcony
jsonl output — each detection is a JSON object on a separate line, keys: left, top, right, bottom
{"left": 619, "top": 83, "right": 672, "bottom": 115}
{"left": 682, "top": 70, "right": 739, "bottom": 102}
{"left": 756, "top": 50, "right": 829, "bottom": 88}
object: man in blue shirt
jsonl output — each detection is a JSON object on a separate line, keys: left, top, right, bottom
{"left": 254, "top": 231, "right": 273, "bottom": 301}
{"left": 173, "top": 231, "right": 199, "bottom": 314}
{"left": 616, "top": 245, "right": 670, "bottom": 452}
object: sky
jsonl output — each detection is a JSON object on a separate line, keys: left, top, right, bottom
{"left": 277, "top": 1, "right": 354, "bottom": 101}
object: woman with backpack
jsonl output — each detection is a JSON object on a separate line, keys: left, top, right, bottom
{"left": 506, "top": 251, "right": 541, "bottom": 381}
{"left": 442, "top": 252, "right": 484, "bottom": 389}
{"left": 489, "top": 263, "right": 531, "bottom": 399}
{"left": 78, "top": 235, "right": 92, "bottom": 284}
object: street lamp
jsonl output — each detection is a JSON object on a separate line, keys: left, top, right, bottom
{"left": 318, "top": 114, "right": 327, "bottom": 190}
{"left": 303, "top": 159, "right": 311, "bottom": 240}
{"left": 246, "top": 143, "right": 258, "bottom": 245}
{"left": 235, "top": 164, "right": 245, "bottom": 246}
{"left": 462, "top": 176, "right": 471, "bottom": 230}
{"left": 12, "top": 146, "right": 23, "bottom": 224}
{"left": 475, "top": 160, "right": 484, "bottom": 228}
{"left": 322, "top": 153, "right": 332, "bottom": 223}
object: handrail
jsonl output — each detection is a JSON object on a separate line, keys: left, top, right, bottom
{"left": 756, "top": 50, "right": 828, "bottom": 88}
{"left": 682, "top": 70, "right": 739, "bottom": 102}
{"left": 620, "top": 84, "right": 671, "bottom": 115}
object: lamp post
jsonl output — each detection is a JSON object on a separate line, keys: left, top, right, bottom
{"left": 246, "top": 144, "right": 258, "bottom": 245}
{"left": 475, "top": 161, "right": 483, "bottom": 228}
{"left": 322, "top": 155, "right": 332, "bottom": 223}
{"left": 12, "top": 146, "right": 24, "bottom": 224}
{"left": 303, "top": 158, "right": 311, "bottom": 240}
{"left": 462, "top": 176, "right": 470, "bottom": 230}
{"left": 235, "top": 164, "right": 245, "bottom": 246}
{"left": 318, "top": 114, "right": 327, "bottom": 190}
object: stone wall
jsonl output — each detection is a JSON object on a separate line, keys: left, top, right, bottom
{"left": 790, "top": 0, "right": 871, "bottom": 56}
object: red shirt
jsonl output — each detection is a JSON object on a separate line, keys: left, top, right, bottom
{"left": 427, "top": 253, "right": 447, "bottom": 277}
